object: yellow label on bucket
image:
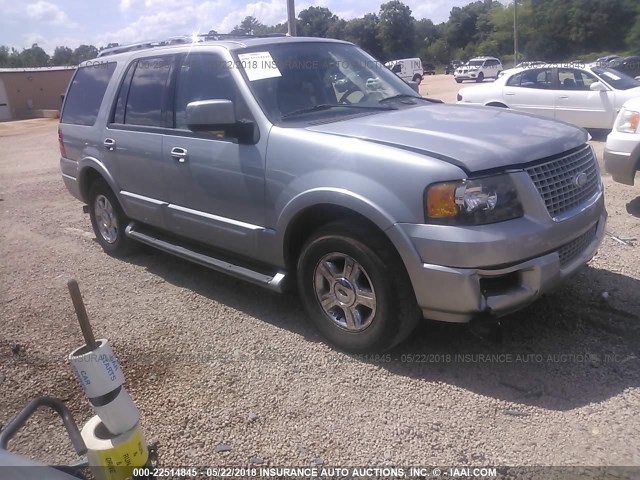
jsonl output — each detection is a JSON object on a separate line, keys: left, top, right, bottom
{"left": 87, "top": 428, "right": 149, "bottom": 480}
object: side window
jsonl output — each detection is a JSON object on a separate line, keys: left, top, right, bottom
{"left": 124, "top": 56, "right": 173, "bottom": 127}
{"left": 506, "top": 72, "right": 523, "bottom": 87}
{"left": 112, "top": 62, "right": 136, "bottom": 124}
{"left": 174, "top": 54, "right": 249, "bottom": 131}
{"left": 391, "top": 64, "right": 401, "bottom": 74}
{"left": 61, "top": 62, "right": 117, "bottom": 126}
{"left": 520, "top": 68, "right": 552, "bottom": 89}
{"left": 558, "top": 69, "right": 596, "bottom": 90}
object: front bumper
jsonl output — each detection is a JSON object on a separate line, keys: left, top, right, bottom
{"left": 604, "top": 143, "right": 639, "bottom": 186}
{"left": 387, "top": 203, "right": 607, "bottom": 323}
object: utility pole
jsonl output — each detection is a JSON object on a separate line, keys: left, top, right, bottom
{"left": 287, "top": 0, "right": 297, "bottom": 36}
{"left": 513, "top": 0, "right": 518, "bottom": 68}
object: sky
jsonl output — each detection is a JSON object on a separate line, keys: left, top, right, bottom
{"left": 0, "top": 0, "right": 488, "bottom": 54}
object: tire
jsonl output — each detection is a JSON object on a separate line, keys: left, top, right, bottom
{"left": 455, "top": 79, "right": 463, "bottom": 83}
{"left": 88, "top": 178, "right": 137, "bottom": 256}
{"left": 296, "top": 221, "right": 421, "bottom": 352}
{"left": 413, "top": 74, "right": 422, "bottom": 85}
{"left": 476, "top": 72, "right": 484, "bottom": 83}
{"left": 496, "top": 71, "right": 502, "bottom": 78}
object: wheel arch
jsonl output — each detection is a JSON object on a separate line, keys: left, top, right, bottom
{"left": 282, "top": 201, "right": 399, "bottom": 274}
{"left": 77, "top": 157, "right": 119, "bottom": 204}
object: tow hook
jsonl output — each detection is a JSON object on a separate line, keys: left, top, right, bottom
{"left": 469, "top": 308, "right": 502, "bottom": 343}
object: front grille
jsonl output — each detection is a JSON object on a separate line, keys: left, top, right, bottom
{"left": 525, "top": 145, "right": 600, "bottom": 219}
{"left": 558, "top": 224, "right": 598, "bottom": 266}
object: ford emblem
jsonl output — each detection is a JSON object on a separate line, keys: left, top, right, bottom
{"left": 573, "top": 172, "right": 588, "bottom": 188}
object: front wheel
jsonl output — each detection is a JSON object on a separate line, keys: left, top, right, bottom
{"left": 476, "top": 72, "right": 484, "bottom": 83}
{"left": 455, "top": 78, "right": 463, "bottom": 83}
{"left": 296, "top": 221, "right": 420, "bottom": 352}
{"left": 88, "top": 179, "right": 137, "bottom": 256}
{"left": 413, "top": 74, "right": 422, "bottom": 85}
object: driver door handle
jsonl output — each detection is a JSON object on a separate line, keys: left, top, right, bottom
{"left": 103, "top": 138, "right": 116, "bottom": 151}
{"left": 171, "top": 147, "right": 188, "bottom": 163}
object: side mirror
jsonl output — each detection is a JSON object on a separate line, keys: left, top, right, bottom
{"left": 406, "top": 80, "right": 420, "bottom": 93}
{"left": 590, "top": 81, "right": 607, "bottom": 92}
{"left": 186, "top": 99, "right": 236, "bottom": 130}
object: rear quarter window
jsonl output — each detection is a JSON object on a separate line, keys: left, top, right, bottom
{"left": 61, "top": 62, "right": 117, "bottom": 126}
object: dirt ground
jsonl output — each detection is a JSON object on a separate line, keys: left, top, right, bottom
{"left": 1, "top": 77, "right": 639, "bottom": 470}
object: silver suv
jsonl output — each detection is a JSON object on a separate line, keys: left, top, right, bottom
{"left": 59, "top": 35, "right": 606, "bottom": 351}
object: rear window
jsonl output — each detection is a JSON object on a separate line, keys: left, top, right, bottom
{"left": 61, "top": 62, "right": 116, "bottom": 126}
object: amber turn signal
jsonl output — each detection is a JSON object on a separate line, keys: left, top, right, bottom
{"left": 426, "top": 182, "right": 458, "bottom": 218}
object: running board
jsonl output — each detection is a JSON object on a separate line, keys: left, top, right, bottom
{"left": 125, "top": 223, "right": 286, "bottom": 293}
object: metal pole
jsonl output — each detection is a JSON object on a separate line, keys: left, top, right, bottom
{"left": 287, "top": 0, "right": 297, "bottom": 36}
{"left": 513, "top": 0, "right": 518, "bottom": 68}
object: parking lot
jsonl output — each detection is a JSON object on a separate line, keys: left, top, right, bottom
{"left": 1, "top": 77, "right": 639, "bottom": 467}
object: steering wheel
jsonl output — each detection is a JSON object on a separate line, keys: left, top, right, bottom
{"left": 338, "top": 86, "right": 363, "bottom": 104}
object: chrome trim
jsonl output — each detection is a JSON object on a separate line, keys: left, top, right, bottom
{"left": 167, "top": 204, "right": 264, "bottom": 231}
{"left": 120, "top": 190, "right": 167, "bottom": 205}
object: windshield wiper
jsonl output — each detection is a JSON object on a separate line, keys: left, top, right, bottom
{"left": 281, "top": 103, "right": 396, "bottom": 119}
{"left": 379, "top": 94, "right": 443, "bottom": 104}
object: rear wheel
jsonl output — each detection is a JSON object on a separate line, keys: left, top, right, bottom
{"left": 412, "top": 74, "right": 423, "bottom": 85}
{"left": 88, "top": 179, "right": 137, "bottom": 256}
{"left": 296, "top": 221, "right": 421, "bottom": 352}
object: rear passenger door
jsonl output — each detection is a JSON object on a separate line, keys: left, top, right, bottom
{"left": 162, "top": 53, "right": 266, "bottom": 255}
{"left": 106, "top": 55, "right": 174, "bottom": 229}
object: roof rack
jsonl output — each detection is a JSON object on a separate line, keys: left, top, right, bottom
{"left": 97, "top": 36, "right": 194, "bottom": 57}
{"left": 198, "top": 32, "right": 288, "bottom": 40}
{"left": 96, "top": 32, "right": 289, "bottom": 58}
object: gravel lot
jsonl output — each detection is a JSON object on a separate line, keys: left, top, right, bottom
{"left": 1, "top": 75, "right": 639, "bottom": 469}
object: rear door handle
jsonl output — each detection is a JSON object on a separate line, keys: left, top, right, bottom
{"left": 171, "top": 147, "right": 188, "bottom": 163}
{"left": 103, "top": 138, "right": 116, "bottom": 151}
{"left": 505, "top": 92, "right": 516, "bottom": 96}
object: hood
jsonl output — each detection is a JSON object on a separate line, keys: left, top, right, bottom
{"left": 307, "top": 103, "right": 587, "bottom": 173}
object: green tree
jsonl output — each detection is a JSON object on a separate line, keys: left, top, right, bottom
{"left": 72, "top": 45, "right": 98, "bottom": 64}
{"left": 377, "top": 1, "right": 416, "bottom": 60}
{"left": 298, "top": 6, "right": 338, "bottom": 37}
{"left": 344, "top": 14, "right": 383, "bottom": 58}
{"left": 51, "top": 46, "right": 74, "bottom": 65}
{"left": 231, "top": 16, "right": 266, "bottom": 35}
{"left": 20, "top": 44, "right": 49, "bottom": 67}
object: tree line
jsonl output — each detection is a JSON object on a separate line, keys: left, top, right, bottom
{"left": 1, "top": 0, "right": 638, "bottom": 69}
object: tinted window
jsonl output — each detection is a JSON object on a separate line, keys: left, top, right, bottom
{"left": 520, "top": 68, "right": 552, "bottom": 89}
{"left": 558, "top": 69, "right": 597, "bottom": 90}
{"left": 125, "top": 56, "right": 172, "bottom": 127}
{"left": 174, "top": 54, "right": 249, "bottom": 131}
{"left": 112, "top": 63, "right": 136, "bottom": 124}
{"left": 506, "top": 72, "right": 523, "bottom": 86}
{"left": 61, "top": 62, "right": 116, "bottom": 126}
{"left": 391, "top": 64, "right": 401, "bottom": 73}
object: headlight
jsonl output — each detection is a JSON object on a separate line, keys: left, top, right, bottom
{"left": 425, "top": 175, "right": 523, "bottom": 225}
{"left": 615, "top": 108, "right": 640, "bottom": 133}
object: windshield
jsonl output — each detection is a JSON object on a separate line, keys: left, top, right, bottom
{"left": 234, "top": 42, "right": 420, "bottom": 124}
{"left": 592, "top": 67, "right": 640, "bottom": 90}
{"left": 468, "top": 60, "right": 484, "bottom": 67}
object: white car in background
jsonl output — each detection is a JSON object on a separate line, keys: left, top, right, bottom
{"left": 604, "top": 97, "right": 640, "bottom": 185}
{"left": 457, "top": 64, "right": 640, "bottom": 129}
{"left": 454, "top": 56, "right": 503, "bottom": 83}
{"left": 385, "top": 57, "right": 424, "bottom": 85}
